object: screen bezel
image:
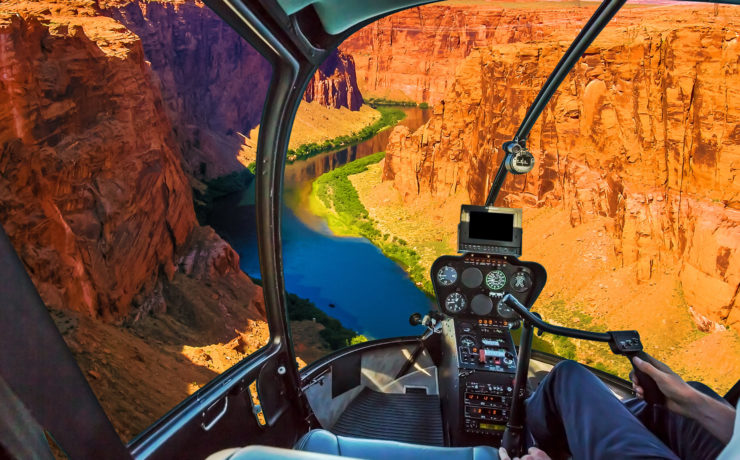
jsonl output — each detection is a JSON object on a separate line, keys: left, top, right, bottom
{"left": 458, "top": 205, "right": 522, "bottom": 255}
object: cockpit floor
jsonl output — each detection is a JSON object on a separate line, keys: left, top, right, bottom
{"left": 330, "top": 388, "right": 444, "bottom": 446}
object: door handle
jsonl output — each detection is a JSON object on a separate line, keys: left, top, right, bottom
{"left": 201, "top": 397, "right": 228, "bottom": 431}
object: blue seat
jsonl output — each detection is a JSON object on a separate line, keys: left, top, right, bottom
{"left": 295, "top": 429, "right": 499, "bottom": 460}
{"left": 208, "top": 429, "right": 499, "bottom": 460}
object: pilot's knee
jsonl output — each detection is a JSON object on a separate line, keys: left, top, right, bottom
{"left": 550, "top": 360, "right": 590, "bottom": 381}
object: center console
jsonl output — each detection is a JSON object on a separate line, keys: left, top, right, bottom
{"left": 432, "top": 253, "right": 546, "bottom": 446}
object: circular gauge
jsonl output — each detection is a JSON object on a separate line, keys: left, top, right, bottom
{"left": 485, "top": 269, "right": 507, "bottom": 291}
{"left": 460, "top": 336, "right": 477, "bottom": 348}
{"left": 471, "top": 294, "right": 494, "bottom": 316}
{"left": 445, "top": 292, "right": 467, "bottom": 313}
{"left": 461, "top": 267, "right": 483, "bottom": 288}
{"left": 436, "top": 266, "right": 458, "bottom": 286}
{"left": 510, "top": 271, "right": 532, "bottom": 293}
{"left": 496, "top": 299, "right": 518, "bottom": 320}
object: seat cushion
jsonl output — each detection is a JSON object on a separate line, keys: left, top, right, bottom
{"left": 295, "top": 429, "right": 499, "bottom": 460}
{"left": 207, "top": 445, "right": 361, "bottom": 460}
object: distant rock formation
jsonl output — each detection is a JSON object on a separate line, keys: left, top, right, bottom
{"left": 381, "top": 5, "right": 739, "bottom": 328}
{"left": 304, "top": 49, "right": 364, "bottom": 111}
{"left": 340, "top": 4, "right": 593, "bottom": 104}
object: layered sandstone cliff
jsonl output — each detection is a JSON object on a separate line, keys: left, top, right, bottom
{"left": 0, "top": 0, "right": 271, "bottom": 437}
{"left": 340, "top": 4, "right": 595, "bottom": 104}
{"left": 304, "top": 49, "right": 363, "bottom": 111}
{"left": 383, "top": 5, "right": 740, "bottom": 328}
{"left": 103, "top": 0, "right": 271, "bottom": 179}
{"left": 0, "top": 9, "right": 197, "bottom": 321}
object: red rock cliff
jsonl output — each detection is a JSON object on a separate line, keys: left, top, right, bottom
{"left": 304, "top": 49, "right": 364, "bottom": 111}
{"left": 383, "top": 5, "right": 740, "bottom": 328}
{"left": 0, "top": 8, "right": 196, "bottom": 320}
{"left": 0, "top": 1, "right": 265, "bottom": 328}
{"left": 340, "top": 4, "right": 595, "bottom": 104}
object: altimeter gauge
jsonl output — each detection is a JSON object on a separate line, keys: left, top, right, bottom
{"left": 485, "top": 269, "right": 507, "bottom": 291}
{"left": 437, "top": 266, "right": 458, "bottom": 286}
{"left": 445, "top": 292, "right": 466, "bottom": 313}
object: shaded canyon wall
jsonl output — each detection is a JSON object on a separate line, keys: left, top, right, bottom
{"left": 0, "top": 1, "right": 265, "bottom": 329}
{"left": 382, "top": 6, "right": 740, "bottom": 328}
{"left": 105, "top": 0, "right": 363, "bottom": 180}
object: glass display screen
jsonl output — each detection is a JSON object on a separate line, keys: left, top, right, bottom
{"left": 469, "top": 212, "right": 514, "bottom": 241}
{"left": 479, "top": 423, "right": 506, "bottom": 431}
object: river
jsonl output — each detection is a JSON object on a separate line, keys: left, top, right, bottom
{"left": 209, "top": 107, "right": 434, "bottom": 339}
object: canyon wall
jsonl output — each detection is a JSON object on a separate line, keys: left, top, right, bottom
{"left": 0, "top": 9, "right": 195, "bottom": 320}
{"left": 106, "top": 0, "right": 364, "bottom": 179}
{"left": 383, "top": 6, "right": 740, "bottom": 328}
{"left": 304, "top": 49, "right": 363, "bottom": 111}
{"left": 340, "top": 4, "right": 595, "bottom": 104}
{"left": 0, "top": 0, "right": 264, "bottom": 326}
{"left": 103, "top": 0, "right": 271, "bottom": 179}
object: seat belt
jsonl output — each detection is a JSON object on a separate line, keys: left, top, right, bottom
{"left": 0, "top": 224, "right": 131, "bottom": 459}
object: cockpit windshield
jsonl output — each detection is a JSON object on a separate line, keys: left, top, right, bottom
{"left": 243, "top": 0, "right": 739, "bottom": 392}
{"left": 0, "top": 0, "right": 737, "bottom": 450}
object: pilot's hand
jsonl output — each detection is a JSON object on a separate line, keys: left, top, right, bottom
{"left": 499, "top": 446, "right": 552, "bottom": 460}
{"left": 630, "top": 353, "right": 696, "bottom": 417}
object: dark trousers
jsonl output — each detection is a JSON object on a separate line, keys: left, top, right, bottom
{"left": 525, "top": 360, "right": 727, "bottom": 460}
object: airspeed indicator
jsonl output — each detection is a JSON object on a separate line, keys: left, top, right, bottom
{"left": 485, "top": 270, "right": 507, "bottom": 291}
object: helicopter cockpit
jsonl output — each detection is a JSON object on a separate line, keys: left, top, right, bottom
{"left": 0, "top": 0, "right": 737, "bottom": 459}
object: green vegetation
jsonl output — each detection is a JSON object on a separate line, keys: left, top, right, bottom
{"left": 310, "top": 152, "right": 434, "bottom": 296}
{"left": 530, "top": 298, "right": 632, "bottom": 379}
{"left": 195, "top": 106, "right": 404, "bottom": 220}
{"left": 286, "top": 106, "right": 406, "bottom": 163}
{"left": 285, "top": 292, "right": 368, "bottom": 349}
{"left": 250, "top": 277, "right": 367, "bottom": 350}
{"left": 366, "top": 97, "right": 417, "bottom": 107}
{"left": 366, "top": 98, "right": 431, "bottom": 110}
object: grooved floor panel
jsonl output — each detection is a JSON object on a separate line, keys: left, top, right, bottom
{"left": 330, "top": 388, "right": 444, "bottom": 446}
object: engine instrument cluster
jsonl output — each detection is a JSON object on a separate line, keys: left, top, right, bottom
{"left": 431, "top": 253, "right": 545, "bottom": 320}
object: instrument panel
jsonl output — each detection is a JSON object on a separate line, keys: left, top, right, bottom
{"left": 431, "top": 253, "right": 546, "bottom": 319}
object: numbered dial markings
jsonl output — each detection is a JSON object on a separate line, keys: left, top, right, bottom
{"left": 445, "top": 292, "right": 467, "bottom": 313}
{"left": 485, "top": 269, "right": 507, "bottom": 291}
{"left": 437, "top": 265, "right": 458, "bottom": 286}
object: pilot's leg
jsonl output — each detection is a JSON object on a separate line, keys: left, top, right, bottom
{"left": 625, "top": 381, "right": 729, "bottom": 460}
{"left": 525, "top": 360, "right": 679, "bottom": 460}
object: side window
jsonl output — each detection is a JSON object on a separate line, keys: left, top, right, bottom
{"left": 0, "top": 2, "right": 270, "bottom": 441}
{"left": 282, "top": 0, "right": 740, "bottom": 393}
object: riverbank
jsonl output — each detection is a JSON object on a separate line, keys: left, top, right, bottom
{"left": 308, "top": 152, "right": 433, "bottom": 296}
{"left": 348, "top": 161, "right": 740, "bottom": 391}
{"left": 195, "top": 105, "right": 406, "bottom": 222}
{"left": 287, "top": 106, "right": 405, "bottom": 163}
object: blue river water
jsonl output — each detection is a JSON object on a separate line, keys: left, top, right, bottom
{"left": 209, "top": 107, "right": 434, "bottom": 339}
